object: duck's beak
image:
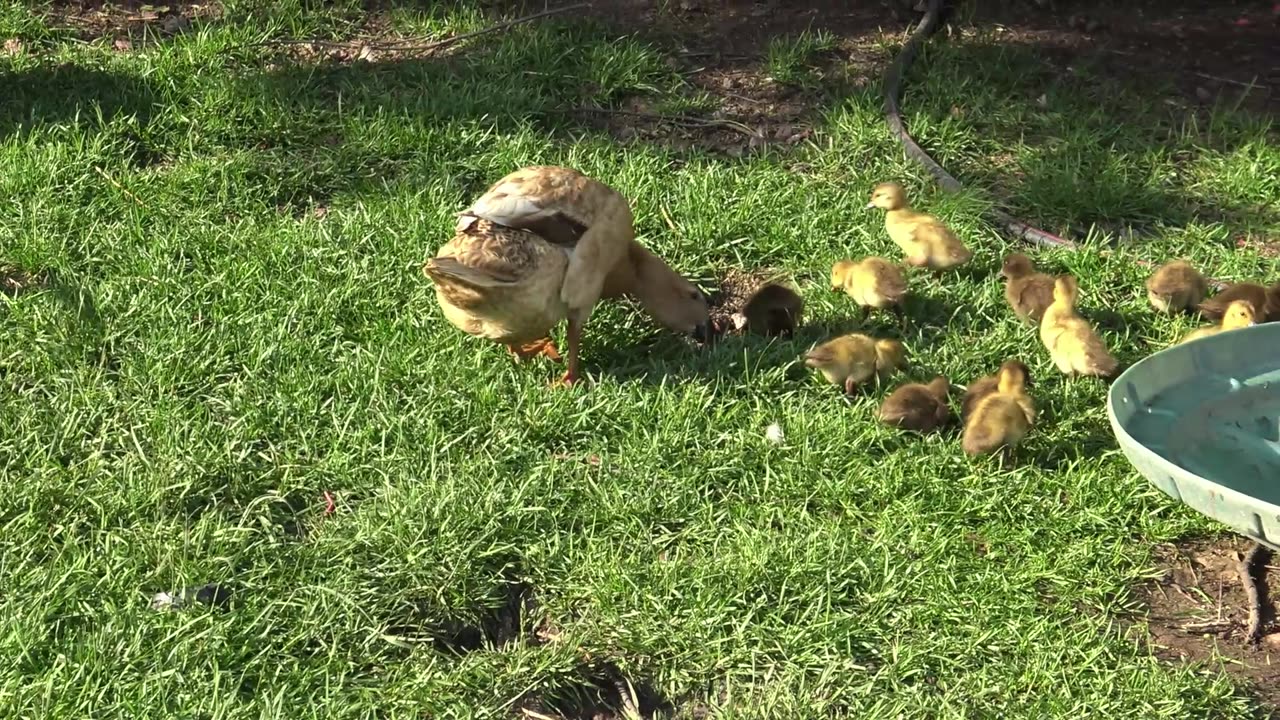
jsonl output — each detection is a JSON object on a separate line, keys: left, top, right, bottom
{"left": 691, "top": 322, "right": 711, "bottom": 345}
{"left": 865, "top": 201, "right": 876, "bottom": 209}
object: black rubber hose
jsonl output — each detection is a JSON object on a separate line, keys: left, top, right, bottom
{"left": 882, "top": 0, "right": 1078, "bottom": 250}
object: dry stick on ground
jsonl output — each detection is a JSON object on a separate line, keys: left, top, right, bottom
{"left": 573, "top": 107, "right": 762, "bottom": 139}
{"left": 93, "top": 165, "right": 146, "bottom": 207}
{"left": 613, "top": 677, "right": 643, "bottom": 720}
{"left": 235, "top": 3, "right": 587, "bottom": 55}
{"left": 1238, "top": 542, "right": 1273, "bottom": 645}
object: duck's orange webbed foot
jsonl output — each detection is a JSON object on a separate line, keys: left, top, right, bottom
{"left": 549, "top": 369, "right": 579, "bottom": 389}
{"left": 506, "top": 337, "right": 563, "bottom": 363}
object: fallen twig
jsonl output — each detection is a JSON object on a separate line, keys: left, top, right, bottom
{"left": 236, "top": 4, "right": 587, "bottom": 55}
{"left": 572, "top": 107, "right": 762, "bottom": 138}
{"left": 93, "top": 165, "right": 146, "bottom": 207}
{"left": 1177, "top": 619, "right": 1233, "bottom": 633}
{"left": 1193, "top": 71, "right": 1265, "bottom": 91}
{"left": 614, "top": 677, "right": 643, "bottom": 720}
{"left": 1239, "top": 542, "right": 1272, "bottom": 645}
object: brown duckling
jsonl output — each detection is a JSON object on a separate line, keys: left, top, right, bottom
{"left": 1145, "top": 260, "right": 1208, "bottom": 314}
{"left": 1179, "top": 299, "right": 1257, "bottom": 344}
{"left": 866, "top": 182, "right": 973, "bottom": 271}
{"left": 879, "top": 376, "right": 952, "bottom": 432}
{"left": 960, "top": 359, "right": 1033, "bottom": 423}
{"left": 729, "top": 283, "right": 805, "bottom": 337}
{"left": 1198, "top": 281, "right": 1280, "bottom": 323}
{"left": 804, "top": 333, "right": 908, "bottom": 395}
{"left": 1000, "top": 253, "right": 1056, "bottom": 325}
{"left": 962, "top": 361, "right": 1036, "bottom": 466}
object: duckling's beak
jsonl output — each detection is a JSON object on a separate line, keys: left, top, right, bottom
{"left": 865, "top": 201, "right": 876, "bottom": 209}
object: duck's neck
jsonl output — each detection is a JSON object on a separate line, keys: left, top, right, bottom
{"left": 600, "top": 240, "right": 645, "bottom": 299}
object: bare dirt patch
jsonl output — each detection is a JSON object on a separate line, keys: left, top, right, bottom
{"left": 1137, "top": 536, "right": 1280, "bottom": 708}
{"left": 570, "top": 0, "right": 904, "bottom": 154}
{"left": 38, "top": 1, "right": 220, "bottom": 46}
{"left": 0, "top": 264, "right": 49, "bottom": 298}
{"left": 968, "top": 0, "right": 1280, "bottom": 114}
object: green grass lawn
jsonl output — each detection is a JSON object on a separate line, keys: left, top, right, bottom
{"left": 2, "top": 1, "right": 1278, "bottom": 717}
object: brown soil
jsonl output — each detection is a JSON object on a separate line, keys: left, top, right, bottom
{"left": 27, "top": 1, "right": 1275, "bottom": 150}
{"left": 36, "top": 1, "right": 221, "bottom": 46}
{"left": 965, "top": 1, "right": 1280, "bottom": 115}
{"left": 707, "top": 267, "right": 804, "bottom": 339}
{"left": 0, "top": 264, "right": 48, "bottom": 298}
{"left": 1136, "top": 536, "right": 1280, "bottom": 708}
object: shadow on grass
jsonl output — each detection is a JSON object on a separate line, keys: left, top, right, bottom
{"left": 0, "top": 65, "right": 158, "bottom": 138}
{"left": 8, "top": 0, "right": 1276, "bottom": 236}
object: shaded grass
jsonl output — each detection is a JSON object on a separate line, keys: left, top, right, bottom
{"left": 1, "top": 2, "right": 1278, "bottom": 718}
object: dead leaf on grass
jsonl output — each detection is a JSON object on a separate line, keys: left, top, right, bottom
{"left": 3, "top": 38, "right": 23, "bottom": 55}
{"left": 113, "top": 37, "right": 133, "bottom": 52}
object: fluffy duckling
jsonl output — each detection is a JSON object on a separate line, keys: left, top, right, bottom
{"left": 866, "top": 182, "right": 973, "bottom": 271}
{"left": 731, "top": 285, "right": 805, "bottom": 338}
{"left": 804, "top": 333, "right": 908, "bottom": 394}
{"left": 1038, "top": 276, "right": 1119, "bottom": 378}
{"left": 1179, "top": 299, "right": 1257, "bottom": 344}
{"left": 962, "top": 361, "right": 1036, "bottom": 465}
{"left": 426, "top": 166, "right": 709, "bottom": 386}
{"left": 879, "top": 376, "right": 952, "bottom": 432}
{"left": 1000, "top": 253, "right": 1056, "bottom": 324}
{"left": 1198, "top": 282, "right": 1280, "bottom": 324}
{"left": 960, "top": 359, "right": 1033, "bottom": 423}
{"left": 830, "top": 257, "right": 908, "bottom": 320}
{"left": 1145, "top": 260, "right": 1208, "bottom": 314}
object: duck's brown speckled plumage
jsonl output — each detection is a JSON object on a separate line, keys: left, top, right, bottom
{"left": 424, "top": 166, "right": 710, "bottom": 385}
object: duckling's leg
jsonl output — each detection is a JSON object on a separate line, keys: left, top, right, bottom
{"left": 844, "top": 376, "right": 858, "bottom": 395}
{"left": 999, "top": 446, "right": 1018, "bottom": 470}
{"left": 890, "top": 304, "right": 907, "bottom": 332}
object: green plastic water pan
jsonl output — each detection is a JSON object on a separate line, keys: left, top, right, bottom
{"left": 1107, "top": 323, "right": 1280, "bottom": 552}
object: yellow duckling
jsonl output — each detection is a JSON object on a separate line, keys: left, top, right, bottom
{"left": 425, "top": 166, "right": 709, "bottom": 386}
{"left": 962, "top": 360, "right": 1036, "bottom": 466}
{"left": 830, "top": 257, "right": 908, "bottom": 322}
{"left": 1038, "top": 276, "right": 1118, "bottom": 378}
{"left": 960, "top": 359, "right": 1033, "bottom": 423}
{"left": 803, "top": 333, "right": 907, "bottom": 395}
{"left": 1179, "top": 299, "right": 1257, "bottom": 344}
{"left": 866, "top": 182, "right": 973, "bottom": 271}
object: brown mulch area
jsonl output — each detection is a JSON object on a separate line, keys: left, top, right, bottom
{"left": 1136, "top": 536, "right": 1280, "bottom": 708}
{"left": 965, "top": 1, "right": 1280, "bottom": 115}
{"left": 0, "top": 264, "right": 49, "bottom": 298}
{"left": 34, "top": 1, "right": 221, "bottom": 49}
{"left": 23, "top": 1, "right": 1277, "bottom": 150}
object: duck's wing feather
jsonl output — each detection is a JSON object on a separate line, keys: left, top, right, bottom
{"left": 427, "top": 220, "right": 545, "bottom": 289}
